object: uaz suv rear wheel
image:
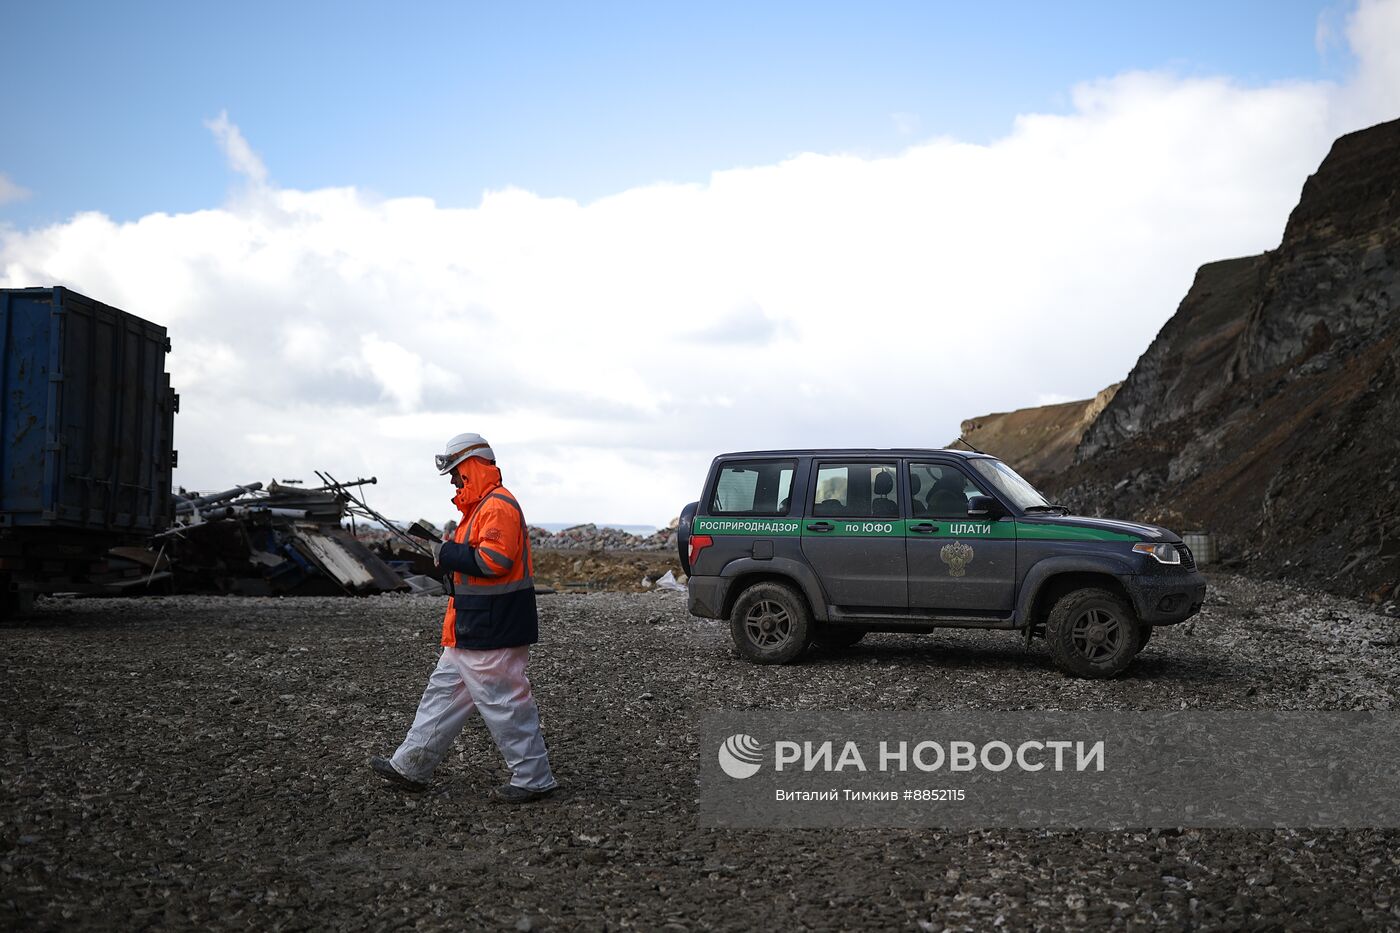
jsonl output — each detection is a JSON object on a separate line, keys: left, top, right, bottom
{"left": 730, "top": 582, "right": 811, "bottom": 664}
{"left": 1046, "top": 587, "right": 1141, "bottom": 678}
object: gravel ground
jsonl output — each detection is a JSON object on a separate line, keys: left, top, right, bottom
{"left": 3, "top": 573, "right": 1399, "bottom": 930}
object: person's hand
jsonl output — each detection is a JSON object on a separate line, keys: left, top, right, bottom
{"left": 431, "top": 540, "right": 444, "bottom": 564}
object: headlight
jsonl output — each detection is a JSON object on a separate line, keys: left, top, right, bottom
{"left": 1132, "top": 542, "right": 1180, "bottom": 565}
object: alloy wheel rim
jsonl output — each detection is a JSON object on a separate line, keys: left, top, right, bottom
{"left": 1070, "top": 607, "right": 1123, "bottom": 661}
{"left": 745, "top": 599, "right": 792, "bottom": 648}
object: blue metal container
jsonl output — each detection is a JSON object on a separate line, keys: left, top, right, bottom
{"left": 0, "top": 287, "right": 177, "bottom": 533}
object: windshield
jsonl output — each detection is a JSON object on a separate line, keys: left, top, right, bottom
{"left": 969, "top": 459, "right": 1052, "bottom": 511}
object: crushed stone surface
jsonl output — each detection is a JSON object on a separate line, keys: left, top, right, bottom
{"left": 3, "top": 573, "right": 1399, "bottom": 929}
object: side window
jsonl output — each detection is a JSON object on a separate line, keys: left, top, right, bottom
{"left": 813, "top": 462, "right": 899, "bottom": 518}
{"left": 710, "top": 460, "right": 796, "bottom": 515}
{"left": 909, "top": 463, "right": 979, "bottom": 518}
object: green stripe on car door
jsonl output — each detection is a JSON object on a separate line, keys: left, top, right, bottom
{"left": 803, "top": 519, "right": 1010, "bottom": 538}
{"left": 693, "top": 517, "right": 803, "bottom": 536}
{"left": 803, "top": 519, "right": 904, "bottom": 537}
{"left": 696, "top": 516, "right": 1138, "bottom": 542}
{"left": 914, "top": 520, "right": 1014, "bottom": 538}
{"left": 1014, "top": 523, "right": 1139, "bottom": 541}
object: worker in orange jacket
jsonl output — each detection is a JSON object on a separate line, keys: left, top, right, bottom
{"left": 370, "top": 433, "right": 558, "bottom": 803}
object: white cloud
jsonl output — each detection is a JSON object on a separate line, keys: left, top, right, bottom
{"left": 1316, "top": 7, "right": 1338, "bottom": 57}
{"left": 247, "top": 433, "right": 296, "bottom": 446}
{"left": 3, "top": 4, "right": 1399, "bottom": 525}
{"left": 204, "top": 109, "right": 269, "bottom": 186}
{"left": 1344, "top": 0, "right": 1400, "bottom": 119}
{"left": 0, "top": 172, "right": 30, "bottom": 205}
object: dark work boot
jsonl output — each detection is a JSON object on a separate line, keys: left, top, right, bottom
{"left": 369, "top": 756, "right": 427, "bottom": 792}
{"left": 491, "top": 783, "right": 559, "bottom": 804}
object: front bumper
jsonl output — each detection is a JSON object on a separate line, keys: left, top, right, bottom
{"left": 1129, "top": 570, "right": 1207, "bottom": 625}
{"left": 687, "top": 575, "right": 731, "bottom": 619}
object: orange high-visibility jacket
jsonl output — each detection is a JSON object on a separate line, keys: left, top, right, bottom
{"left": 436, "top": 484, "right": 538, "bottom": 649}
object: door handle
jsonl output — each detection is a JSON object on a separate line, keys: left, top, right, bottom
{"left": 806, "top": 521, "right": 833, "bottom": 532}
{"left": 909, "top": 522, "right": 938, "bottom": 534}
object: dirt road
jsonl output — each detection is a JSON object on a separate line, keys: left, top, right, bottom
{"left": 3, "top": 574, "right": 1398, "bottom": 929}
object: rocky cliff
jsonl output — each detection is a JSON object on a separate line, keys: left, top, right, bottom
{"left": 1047, "top": 117, "right": 1400, "bottom": 599}
{"left": 1078, "top": 257, "right": 1263, "bottom": 459}
{"left": 1231, "top": 119, "right": 1400, "bottom": 378}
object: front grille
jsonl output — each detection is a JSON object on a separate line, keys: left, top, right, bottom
{"left": 1173, "top": 543, "right": 1196, "bottom": 572}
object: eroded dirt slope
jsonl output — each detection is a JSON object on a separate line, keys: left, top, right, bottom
{"left": 953, "top": 384, "right": 1119, "bottom": 485}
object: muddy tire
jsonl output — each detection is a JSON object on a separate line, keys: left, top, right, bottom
{"left": 1046, "top": 587, "right": 1141, "bottom": 678}
{"left": 811, "top": 626, "right": 866, "bottom": 649}
{"left": 730, "top": 582, "right": 811, "bottom": 664}
{"left": 1137, "top": 624, "right": 1153, "bottom": 653}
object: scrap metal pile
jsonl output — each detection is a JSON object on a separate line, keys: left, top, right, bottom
{"left": 95, "top": 473, "right": 685, "bottom": 599}
{"left": 135, "top": 473, "right": 441, "bottom": 597}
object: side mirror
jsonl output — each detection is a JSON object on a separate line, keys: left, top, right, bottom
{"left": 966, "top": 495, "right": 1002, "bottom": 518}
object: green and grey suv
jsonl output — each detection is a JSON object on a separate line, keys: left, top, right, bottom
{"left": 678, "top": 449, "right": 1206, "bottom": 678}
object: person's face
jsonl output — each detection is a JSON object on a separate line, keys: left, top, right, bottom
{"left": 451, "top": 470, "right": 465, "bottom": 489}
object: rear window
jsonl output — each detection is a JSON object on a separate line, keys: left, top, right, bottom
{"left": 710, "top": 460, "right": 796, "bottom": 515}
{"left": 813, "top": 462, "right": 899, "bottom": 518}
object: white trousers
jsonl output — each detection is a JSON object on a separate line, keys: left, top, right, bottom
{"left": 391, "top": 645, "right": 557, "bottom": 791}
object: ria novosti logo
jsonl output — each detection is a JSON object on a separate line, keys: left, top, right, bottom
{"left": 717, "top": 734, "right": 765, "bottom": 779}
{"left": 716, "top": 734, "right": 1106, "bottom": 779}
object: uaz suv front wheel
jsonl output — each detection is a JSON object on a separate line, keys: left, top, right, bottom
{"left": 1046, "top": 587, "right": 1142, "bottom": 678}
{"left": 730, "top": 582, "right": 812, "bottom": 664}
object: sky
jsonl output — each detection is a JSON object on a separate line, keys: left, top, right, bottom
{"left": 2, "top": 1, "right": 1399, "bottom": 526}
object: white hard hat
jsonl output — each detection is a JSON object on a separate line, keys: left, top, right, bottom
{"left": 435, "top": 432, "right": 495, "bottom": 474}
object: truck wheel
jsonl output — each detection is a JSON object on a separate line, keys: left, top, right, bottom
{"left": 1136, "top": 624, "right": 1153, "bottom": 653}
{"left": 730, "top": 582, "right": 811, "bottom": 664}
{"left": 1046, "top": 588, "right": 1141, "bottom": 678}
{"left": 811, "top": 626, "right": 866, "bottom": 650}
